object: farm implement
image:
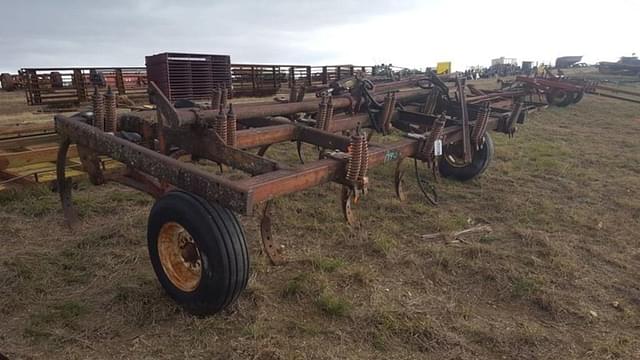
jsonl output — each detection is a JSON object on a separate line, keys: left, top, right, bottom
{"left": 54, "top": 69, "right": 547, "bottom": 315}
{"left": 508, "top": 72, "right": 640, "bottom": 106}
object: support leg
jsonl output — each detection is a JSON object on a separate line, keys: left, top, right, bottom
{"left": 56, "top": 138, "right": 78, "bottom": 227}
{"left": 257, "top": 144, "right": 271, "bottom": 157}
{"left": 77, "top": 145, "right": 104, "bottom": 185}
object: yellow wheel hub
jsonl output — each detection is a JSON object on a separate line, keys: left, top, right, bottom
{"left": 157, "top": 222, "right": 202, "bottom": 292}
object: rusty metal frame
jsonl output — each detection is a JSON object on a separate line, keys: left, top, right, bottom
{"left": 55, "top": 73, "right": 539, "bottom": 264}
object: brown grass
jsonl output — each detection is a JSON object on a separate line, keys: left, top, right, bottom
{"left": 1, "top": 75, "right": 640, "bottom": 359}
{"left": 0, "top": 91, "right": 79, "bottom": 128}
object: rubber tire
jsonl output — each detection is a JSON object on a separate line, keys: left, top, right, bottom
{"left": 438, "top": 132, "right": 494, "bottom": 181}
{"left": 546, "top": 90, "right": 573, "bottom": 107}
{"left": 147, "top": 190, "right": 249, "bottom": 315}
{"left": 571, "top": 91, "right": 584, "bottom": 104}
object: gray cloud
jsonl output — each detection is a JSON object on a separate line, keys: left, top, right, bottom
{"left": 0, "top": 0, "right": 420, "bottom": 72}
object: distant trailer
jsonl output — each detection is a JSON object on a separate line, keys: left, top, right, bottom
{"left": 555, "top": 56, "right": 582, "bottom": 69}
{"left": 491, "top": 57, "right": 517, "bottom": 66}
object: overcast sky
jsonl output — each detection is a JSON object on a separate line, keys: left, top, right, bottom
{"left": 1, "top": 0, "right": 637, "bottom": 73}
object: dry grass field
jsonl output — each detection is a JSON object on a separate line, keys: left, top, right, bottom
{"left": 1, "top": 76, "right": 640, "bottom": 359}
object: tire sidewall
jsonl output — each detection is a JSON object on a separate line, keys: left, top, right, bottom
{"left": 546, "top": 90, "right": 574, "bottom": 107}
{"left": 572, "top": 91, "right": 584, "bottom": 104}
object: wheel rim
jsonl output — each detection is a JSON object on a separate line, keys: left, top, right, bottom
{"left": 442, "top": 141, "right": 464, "bottom": 168}
{"left": 443, "top": 142, "right": 480, "bottom": 168}
{"left": 444, "top": 152, "right": 467, "bottom": 168}
{"left": 549, "top": 90, "right": 568, "bottom": 104}
{"left": 157, "top": 222, "right": 202, "bottom": 292}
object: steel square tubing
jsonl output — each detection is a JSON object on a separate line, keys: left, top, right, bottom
{"left": 55, "top": 115, "right": 422, "bottom": 216}
{"left": 233, "top": 113, "right": 372, "bottom": 149}
{"left": 240, "top": 139, "right": 419, "bottom": 204}
{"left": 55, "top": 115, "right": 251, "bottom": 214}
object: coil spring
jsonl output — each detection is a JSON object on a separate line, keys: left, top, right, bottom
{"left": 316, "top": 96, "right": 328, "bottom": 129}
{"left": 104, "top": 86, "right": 117, "bottom": 133}
{"left": 346, "top": 134, "right": 363, "bottom": 183}
{"left": 324, "top": 97, "right": 334, "bottom": 131}
{"left": 471, "top": 103, "right": 490, "bottom": 147}
{"left": 211, "top": 84, "right": 222, "bottom": 110}
{"left": 226, "top": 103, "right": 237, "bottom": 147}
{"left": 359, "top": 135, "right": 368, "bottom": 181}
{"left": 92, "top": 87, "right": 104, "bottom": 131}
{"left": 215, "top": 106, "right": 228, "bottom": 143}
{"left": 421, "top": 115, "right": 446, "bottom": 159}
